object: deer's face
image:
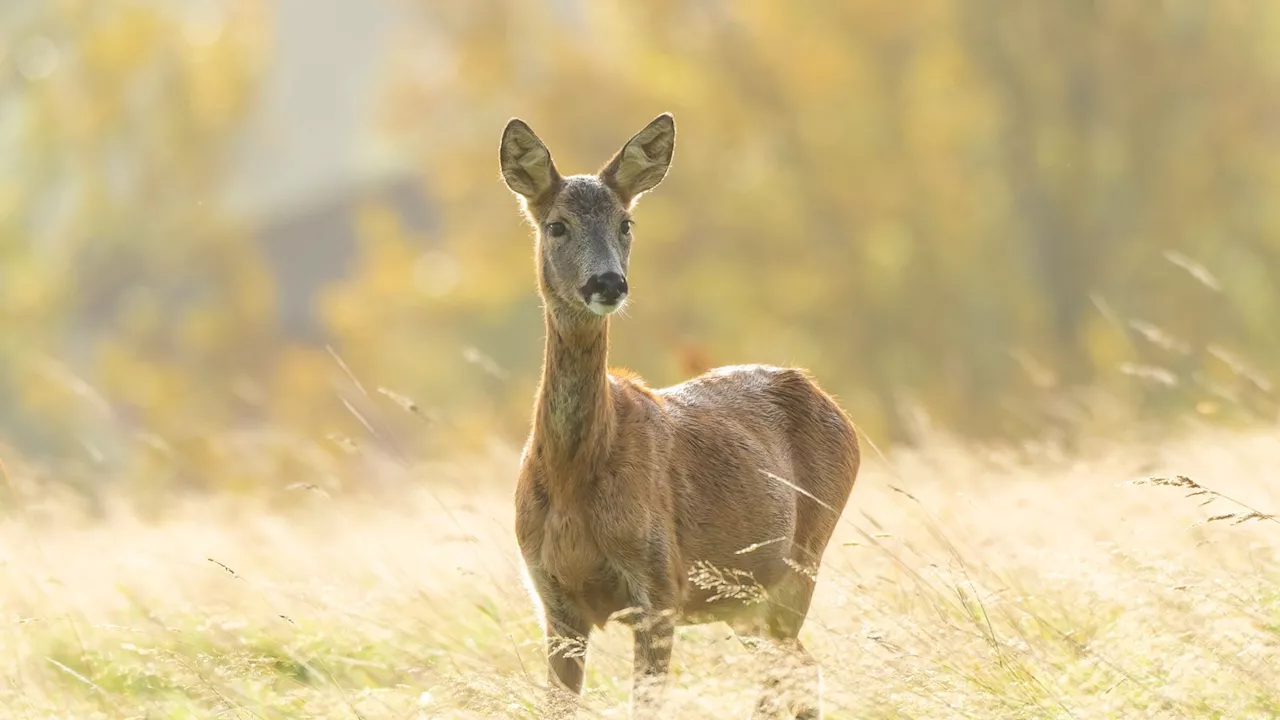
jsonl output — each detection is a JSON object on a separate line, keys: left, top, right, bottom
{"left": 537, "top": 177, "right": 633, "bottom": 315}
{"left": 500, "top": 114, "right": 675, "bottom": 318}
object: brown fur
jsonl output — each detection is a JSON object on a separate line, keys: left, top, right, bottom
{"left": 500, "top": 114, "right": 860, "bottom": 718}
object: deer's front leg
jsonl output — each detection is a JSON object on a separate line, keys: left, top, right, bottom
{"left": 616, "top": 560, "right": 678, "bottom": 717}
{"left": 531, "top": 570, "right": 592, "bottom": 715}
{"left": 631, "top": 602, "right": 674, "bottom": 715}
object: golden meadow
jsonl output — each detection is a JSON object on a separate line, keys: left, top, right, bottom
{"left": 1, "top": 2, "right": 1278, "bottom": 717}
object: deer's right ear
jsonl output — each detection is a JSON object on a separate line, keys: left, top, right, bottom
{"left": 500, "top": 119, "right": 561, "bottom": 199}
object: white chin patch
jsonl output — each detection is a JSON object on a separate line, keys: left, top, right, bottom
{"left": 587, "top": 297, "right": 627, "bottom": 316}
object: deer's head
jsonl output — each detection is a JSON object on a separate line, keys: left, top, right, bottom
{"left": 500, "top": 114, "right": 676, "bottom": 317}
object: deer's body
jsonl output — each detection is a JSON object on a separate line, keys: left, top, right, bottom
{"left": 518, "top": 364, "right": 856, "bottom": 628}
{"left": 501, "top": 114, "right": 859, "bottom": 718}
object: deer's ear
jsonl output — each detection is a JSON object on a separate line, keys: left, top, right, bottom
{"left": 500, "top": 119, "right": 561, "bottom": 199}
{"left": 600, "top": 113, "right": 675, "bottom": 205}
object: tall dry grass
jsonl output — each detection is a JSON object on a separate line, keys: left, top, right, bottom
{"left": 1, "top": 426, "right": 1278, "bottom": 718}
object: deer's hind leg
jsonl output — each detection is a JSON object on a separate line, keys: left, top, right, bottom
{"left": 750, "top": 439, "right": 851, "bottom": 719}
{"left": 738, "top": 564, "right": 823, "bottom": 719}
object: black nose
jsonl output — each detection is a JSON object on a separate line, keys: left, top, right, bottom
{"left": 581, "top": 272, "right": 628, "bottom": 304}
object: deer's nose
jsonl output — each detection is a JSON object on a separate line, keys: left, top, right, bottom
{"left": 581, "top": 272, "right": 628, "bottom": 305}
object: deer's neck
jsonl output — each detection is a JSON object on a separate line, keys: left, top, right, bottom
{"left": 533, "top": 307, "right": 615, "bottom": 482}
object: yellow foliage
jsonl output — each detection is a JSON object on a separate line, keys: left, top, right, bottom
{"left": 7, "top": 0, "right": 1280, "bottom": 492}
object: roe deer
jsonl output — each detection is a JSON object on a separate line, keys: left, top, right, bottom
{"left": 500, "top": 113, "right": 860, "bottom": 718}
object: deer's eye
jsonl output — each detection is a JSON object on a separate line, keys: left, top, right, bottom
{"left": 620, "top": 220, "right": 634, "bottom": 236}
{"left": 547, "top": 221, "right": 567, "bottom": 238}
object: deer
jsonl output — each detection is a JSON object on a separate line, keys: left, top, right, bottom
{"left": 500, "top": 113, "right": 860, "bottom": 719}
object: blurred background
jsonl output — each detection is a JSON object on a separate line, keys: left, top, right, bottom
{"left": 4, "top": 0, "right": 1280, "bottom": 503}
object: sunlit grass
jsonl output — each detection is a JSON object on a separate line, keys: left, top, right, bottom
{"left": 1, "top": 427, "right": 1277, "bottom": 718}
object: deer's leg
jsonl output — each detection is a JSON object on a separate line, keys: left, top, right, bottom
{"left": 614, "top": 561, "right": 677, "bottom": 717}
{"left": 546, "top": 603, "right": 591, "bottom": 693}
{"left": 750, "top": 568, "right": 822, "bottom": 719}
{"left": 750, "top": 636, "right": 821, "bottom": 720}
{"left": 630, "top": 601, "right": 675, "bottom": 716}
{"left": 532, "top": 572, "right": 592, "bottom": 714}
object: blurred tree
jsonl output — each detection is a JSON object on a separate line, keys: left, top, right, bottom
{"left": 961, "top": 0, "right": 1280, "bottom": 427}
{"left": 7, "top": 0, "right": 1280, "bottom": 501}
{"left": 367, "top": 0, "right": 1280, "bottom": 446}
{"left": 1, "top": 1, "right": 285, "bottom": 490}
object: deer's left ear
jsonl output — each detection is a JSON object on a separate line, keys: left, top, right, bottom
{"left": 600, "top": 113, "right": 676, "bottom": 205}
